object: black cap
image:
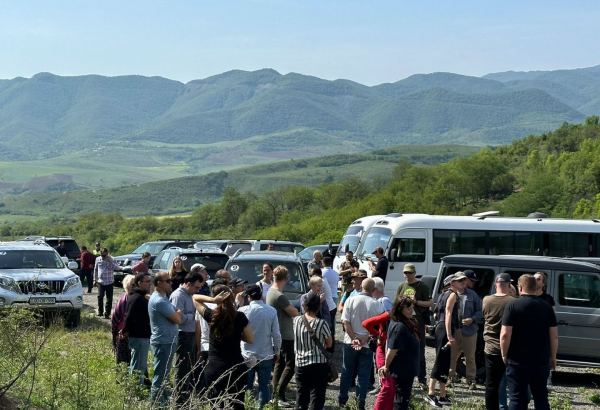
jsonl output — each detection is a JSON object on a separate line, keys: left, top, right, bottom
{"left": 496, "top": 273, "right": 512, "bottom": 283}
{"left": 230, "top": 277, "right": 248, "bottom": 288}
{"left": 464, "top": 269, "right": 478, "bottom": 282}
{"left": 243, "top": 284, "right": 262, "bottom": 299}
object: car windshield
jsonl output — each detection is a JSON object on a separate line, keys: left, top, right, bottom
{"left": 298, "top": 246, "right": 326, "bottom": 261}
{"left": 336, "top": 225, "right": 365, "bottom": 256}
{"left": 178, "top": 254, "right": 229, "bottom": 277}
{"left": 356, "top": 227, "right": 391, "bottom": 258}
{"left": 0, "top": 250, "right": 65, "bottom": 270}
{"left": 226, "top": 261, "right": 304, "bottom": 294}
{"left": 132, "top": 242, "right": 167, "bottom": 255}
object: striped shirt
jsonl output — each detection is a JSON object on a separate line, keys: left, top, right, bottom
{"left": 293, "top": 315, "right": 331, "bottom": 367}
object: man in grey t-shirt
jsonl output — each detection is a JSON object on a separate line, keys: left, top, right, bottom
{"left": 266, "top": 265, "right": 299, "bottom": 405}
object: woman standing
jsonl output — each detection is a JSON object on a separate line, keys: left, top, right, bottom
{"left": 111, "top": 274, "right": 135, "bottom": 364}
{"left": 293, "top": 292, "right": 333, "bottom": 410}
{"left": 425, "top": 272, "right": 467, "bottom": 407}
{"left": 377, "top": 297, "right": 421, "bottom": 410}
{"left": 169, "top": 256, "right": 188, "bottom": 292}
{"left": 193, "top": 285, "right": 253, "bottom": 409}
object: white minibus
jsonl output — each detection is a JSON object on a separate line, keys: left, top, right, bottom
{"left": 333, "top": 215, "right": 384, "bottom": 272}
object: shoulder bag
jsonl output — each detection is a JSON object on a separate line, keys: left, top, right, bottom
{"left": 301, "top": 315, "right": 338, "bottom": 383}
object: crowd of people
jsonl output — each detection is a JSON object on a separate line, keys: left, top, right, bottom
{"left": 81, "top": 244, "right": 557, "bottom": 410}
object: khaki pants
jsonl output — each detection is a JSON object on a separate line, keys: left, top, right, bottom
{"left": 449, "top": 329, "right": 477, "bottom": 382}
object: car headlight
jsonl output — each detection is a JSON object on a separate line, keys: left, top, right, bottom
{"left": 0, "top": 275, "right": 21, "bottom": 293}
{"left": 63, "top": 276, "right": 81, "bottom": 293}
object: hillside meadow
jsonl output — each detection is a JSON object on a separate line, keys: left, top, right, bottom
{"left": 1, "top": 118, "right": 600, "bottom": 255}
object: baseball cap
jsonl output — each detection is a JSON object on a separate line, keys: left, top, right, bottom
{"left": 464, "top": 269, "right": 478, "bottom": 282}
{"left": 443, "top": 274, "right": 456, "bottom": 287}
{"left": 243, "top": 283, "right": 262, "bottom": 299}
{"left": 403, "top": 263, "right": 416, "bottom": 274}
{"left": 452, "top": 271, "right": 467, "bottom": 282}
{"left": 496, "top": 273, "right": 512, "bottom": 283}
{"left": 230, "top": 277, "right": 248, "bottom": 287}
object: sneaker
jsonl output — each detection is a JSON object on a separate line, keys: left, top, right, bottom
{"left": 467, "top": 381, "right": 476, "bottom": 390}
{"left": 272, "top": 398, "right": 293, "bottom": 408}
{"left": 438, "top": 396, "right": 452, "bottom": 406}
{"left": 424, "top": 394, "right": 442, "bottom": 408}
{"left": 96, "top": 311, "right": 103, "bottom": 317}
{"left": 369, "top": 386, "right": 380, "bottom": 395}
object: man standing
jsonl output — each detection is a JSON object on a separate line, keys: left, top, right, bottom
{"left": 266, "top": 265, "right": 299, "bottom": 406}
{"left": 149, "top": 271, "right": 183, "bottom": 404}
{"left": 190, "top": 263, "right": 211, "bottom": 296}
{"left": 132, "top": 252, "right": 151, "bottom": 274}
{"left": 307, "top": 250, "right": 323, "bottom": 273}
{"left": 170, "top": 272, "right": 203, "bottom": 403}
{"left": 368, "top": 247, "right": 389, "bottom": 283}
{"left": 396, "top": 263, "right": 432, "bottom": 389}
{"left": 123, "top": 272, "right": 153, "bottom": 385}
{"left": 322, "top": 256, "right": 339, "bottom": 340}
{"left": 482, "top": 273, "right": 514, "bottom": 410}
{"left": 449, "top": 269, "right": 482, "bottom": 389}
{"left": 93, "top": 248, "right": 123, "bottom": 319}
{"left": 79, "top": 246, "right": 95, "bottom": 293}
{"left": 338, "top": 250, "right": 355, "bottom": 294}
{"left": 93, "top": 241, "right": 102, "bottom": 256}
{"left": 339, "top": 278, "right": 384, "bottom": 410}
{"left": 257, "top": 263, "right": 274, "bottom": 301}
{"left": 500, "top": 275, "right": 558, "bottom": 410}
{"left": 239, "top": 284, "right": 282, "bottom": 408}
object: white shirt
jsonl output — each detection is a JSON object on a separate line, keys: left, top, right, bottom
{"left": 258, "top": 280, "right": 272, "bottom": 302}
{"left": 321, "top": 278, "right": 336, "bottom": 311}
{"left": 341, "top": 293, "right": 383, "bottom": 347}
{"left": 322, "top": 267, "right": 339, "bottom": 301}
{"left": 196, "top": 302, "right": 216, "bottom": 352}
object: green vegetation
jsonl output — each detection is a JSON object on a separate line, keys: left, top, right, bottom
{"left": 1, "top": 67, "right": 592, "bottom": 163}
{"left": 1, "top": 118, "right": 600, "bottom": 256}
{"left": 0, "top": 144, "right": 477, "bottom": 218}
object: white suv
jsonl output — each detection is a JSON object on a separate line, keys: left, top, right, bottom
{"left": 0, "top": 240, "right": 83, "bottom": 327}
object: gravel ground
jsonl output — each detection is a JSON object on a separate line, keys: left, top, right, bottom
{"left": 83, "top": 288, "right": 600, "bottom": 409}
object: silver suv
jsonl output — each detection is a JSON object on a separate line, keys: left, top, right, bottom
{"left": 0, "top": 240, "right": 83, "bottom": 327}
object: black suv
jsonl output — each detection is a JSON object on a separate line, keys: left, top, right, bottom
{"left": 224, "top": 251, "right": 308, "bottom": 303}
{"left": 113, "top": 239, "right": 197, "bottom": 268}
{"left": 150, "top": 248, "right": 230, "bottom": 279}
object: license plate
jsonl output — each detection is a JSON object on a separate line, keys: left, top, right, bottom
{"left": 29, "top": 297, "right": 56, "bottom": 305}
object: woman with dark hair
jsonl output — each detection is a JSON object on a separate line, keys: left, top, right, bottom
{"left": 377, "top": 296, "right": 421, "bottom": 410}
{"left": 169, "top": 256, "right": 188, "bottom": 292}
{"left": 193, "top": 285, "right": 253, "bottom": 409}
{"left": 293, "top": 292, "right": 332, "bottom": 410}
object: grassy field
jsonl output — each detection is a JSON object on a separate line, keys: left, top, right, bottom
{"left": 0, "top": 144, "right": 479, "bottom": 219}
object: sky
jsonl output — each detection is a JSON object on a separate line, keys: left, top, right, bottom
{"left": 1, "top": 0, "right": 599, "bottom": 85}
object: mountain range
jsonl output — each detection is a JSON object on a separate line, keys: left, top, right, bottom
{"left": 2, "top": 65, "right": 599, "bottom": 163}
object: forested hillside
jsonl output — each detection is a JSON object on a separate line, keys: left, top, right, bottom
{"left": 2, "top": 118, "right": 600, "bottom": 255}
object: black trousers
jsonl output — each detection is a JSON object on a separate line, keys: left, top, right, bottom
{"left": 174, "top": 331, "right": 196, "bottom": 402}
{"left": 393, "top": 376, "right": 414, "bottom": 410}
{"left": 485, "top": 353, "right": 506, "bottom": 410}
{"left": 97, "top": 284, "right": 113, "bottom": 316}
{"left": 416, "top": 319, "right": 427, "bottom": 382}
{"left": 506, "top": 362, "right": 550, "bottom": 410}
{"left": 328, "top": 307, "right": 336, "bottom": 353}
{"left": 295, "top": 362, "right": 328, "bottom": 410}
{"left": 430, "top": 323, "right": 451, "bottom": 383}
{"left": 273, "top": 339, "right": 295, "bottom": 400}
{"left": 80, "top": 269, "right": 93, "bottom": 291}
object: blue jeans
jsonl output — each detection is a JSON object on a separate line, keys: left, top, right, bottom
{"left": 150, "top": 342, "right": 177, "bottom": 403}
{"left": 129, "top": 337, "right": 150, "bottom": 385}
{"left": 339, "top": 344, "right": 373, "bottom": 409}
{"left": 499, "top": 373, "right": 508, "bottom": 409}
{"left": 247, "top": 358, "right": 274, "bottom": 408}
{"left": 506, "top": 362, "right": 550, "bottom": 410}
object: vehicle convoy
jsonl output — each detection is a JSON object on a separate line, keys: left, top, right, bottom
{"left": 333, "top": 215, "right": 384, "bottom": 272}
{"left": 0, "top": 240, "right": 83, "bottom": 327}
{"left": 353, "top": 213, "right": 600, "bottom": 298}
{"left": 113, "top": 239, "right": 197, "bottom": 268}
{"left": 224, "top": 251, "right": 308, "bottom": 303}
{"left": 432, "top": 254, "right": 600, "bottom": 368}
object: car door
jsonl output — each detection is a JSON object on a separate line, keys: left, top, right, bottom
{"left": 554, "top": 270, "right": 600, "bottom": 363}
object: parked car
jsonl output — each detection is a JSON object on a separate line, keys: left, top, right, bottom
{"left": 225, "top": 251, "right": 308, "bottom": 304}
{"left": 194, "top": 240, "right": 231, "bottom": 252}
{"left": 432, "top": 254, "right": 600, "bottom": 368}
{"left": 206, "top": 240, "right": 306, "bottom": 256}
{"left": 113, "top": 239, "right": 197, "bottom": 268}
{"left": 150, "top": 248, "right": 229, "bottom": 279}
{"left": 298, "top": 243, "right": 339, "bottom": 270}
{"left": 0, "top": 240, "right": 83, "bottom": 327}
{"left": 22, "top": 236, "right": 81, "bottom": 272}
